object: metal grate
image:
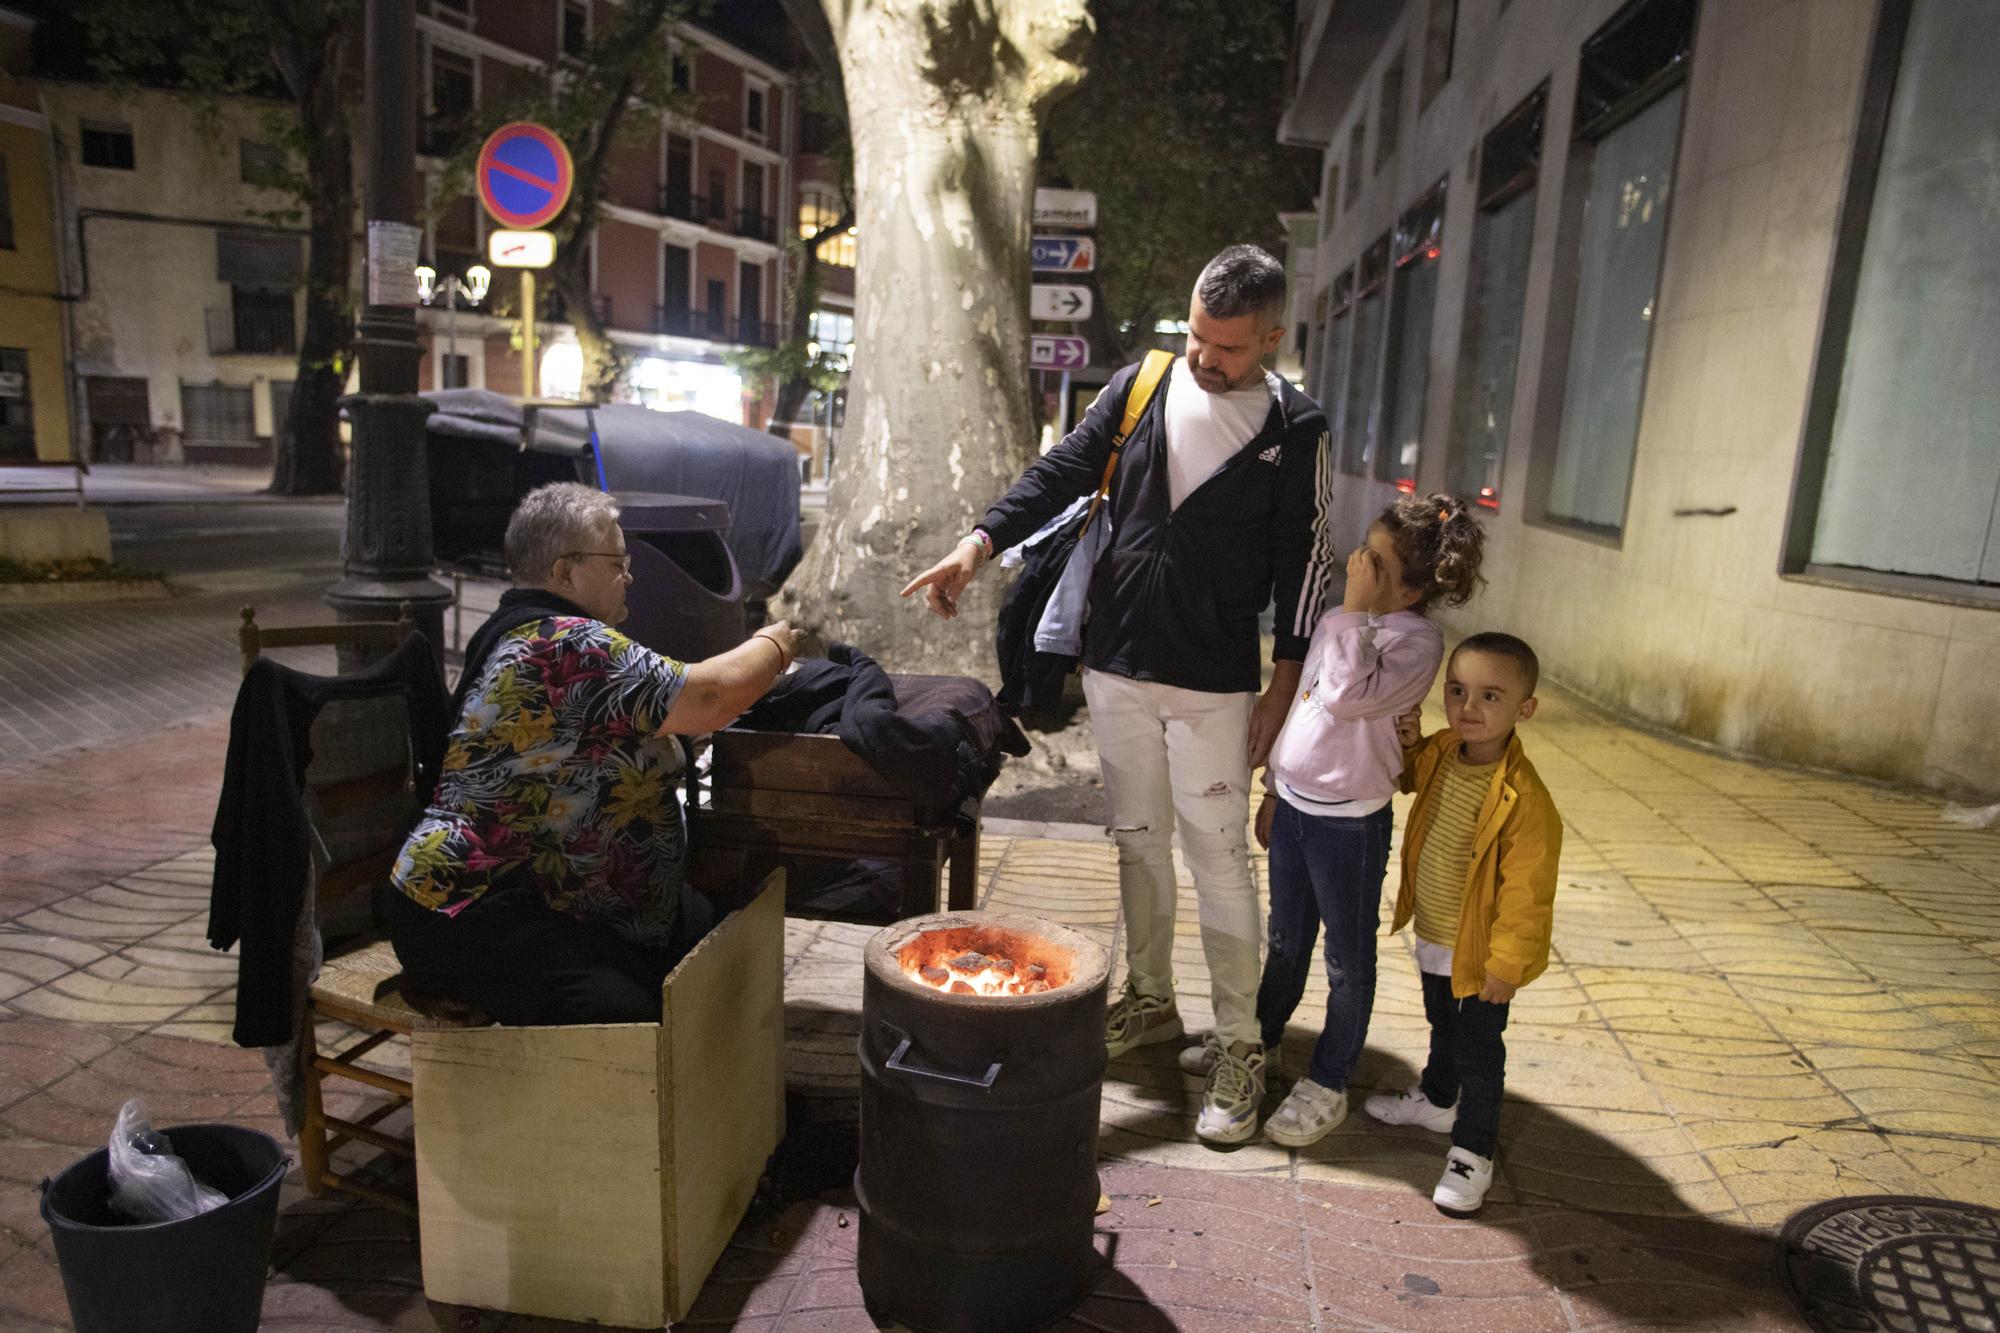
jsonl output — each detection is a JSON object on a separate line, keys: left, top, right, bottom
{"left": 1779, "top": 1197, "right": 2000, "bottom": 1332}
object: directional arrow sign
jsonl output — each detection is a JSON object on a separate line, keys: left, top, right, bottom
{"left": 1031, "top": 283, "right": 1092, "bottom": 321}
{"left": 1030, "top": 335, "right": 1090, "bottom": 370}
{"left": 1031, "top": 234, "right": 1096, "bottom": 273}
{"left": 1033, "top": 187, "right": 1098, "bottom": 228}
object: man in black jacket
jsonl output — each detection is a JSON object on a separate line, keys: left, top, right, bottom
{"left": 904, "top": 245, "right": 1336, "bottom": 1144}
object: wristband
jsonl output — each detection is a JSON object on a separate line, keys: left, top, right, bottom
{"left": 962, "top": 528, "right": 994, "bottom": 562}
{"left": 751, "top": 631, "right": 789, "bottom": 672}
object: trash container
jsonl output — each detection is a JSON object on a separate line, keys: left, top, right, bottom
{"left": 40, "top": 1123, "right": 287, "bottom": 1333}
{"left": 615, "top": 491, "right": 746, "bottom": 664}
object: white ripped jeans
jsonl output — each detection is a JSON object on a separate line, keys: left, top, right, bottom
{"left": 1083, "top": 668, "right": 1261, "bottom": 1047}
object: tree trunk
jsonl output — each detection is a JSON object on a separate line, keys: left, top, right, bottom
{"left": 767, "top": 207, "right": 851, "bottom": 437}
{"left": 776, "top": 0, "right": 1089, "bottom": 675}
{"left": 269, "top": 16, "right": 351, "bottom": 496}
{"left": 551, "top": 255, "right": 621, "bottom": 401}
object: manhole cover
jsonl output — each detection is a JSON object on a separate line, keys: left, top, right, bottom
{"left": 1778, "top": 1196, "right": 2000, "bottom": 1332}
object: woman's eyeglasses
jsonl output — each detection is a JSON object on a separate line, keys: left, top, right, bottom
{"left": 564, "top": 550, "right": 632, "bottom": 574}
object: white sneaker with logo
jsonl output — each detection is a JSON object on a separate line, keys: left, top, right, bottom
{"left": 1195, "top": 1041, "right": 1266, "bottom": 1145}
{"left": 1264, "top": 1077, "right": 1348, "bottom": 1148}
{"left": 1104, "top": 986, "right": 1184, "bottom": 1057}
{"left": 1362, "top": 1083, "right": 1458, "bottom": 1134}
{"left": 1432, "top": 1146, "right": 1495, "bottom": 1216}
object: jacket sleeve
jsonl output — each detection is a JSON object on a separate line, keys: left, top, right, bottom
{"left": 1483, "top": 791, "right": 1563, "bottom": 988}
{"left": 1269, "top": 407, "right": 1337, "bottom": 663}
{"left": 1309, "top": 613, "right": 1443, "bottom": 720}
{"left": 978, "top": 362, "right": 1136, "bottom": 554}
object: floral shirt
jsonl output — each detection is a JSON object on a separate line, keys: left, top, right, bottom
{"left": 392, "top": 617, "right": 688, "bottom": 946}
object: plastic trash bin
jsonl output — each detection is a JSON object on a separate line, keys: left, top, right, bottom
{"left": 615, "top": 491, "right": 746, "bottom": 664}
{"left": 39, "top": 1123, "right": 286, "bottom": 1333}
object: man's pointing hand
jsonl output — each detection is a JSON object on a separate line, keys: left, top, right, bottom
{"left": 900, "top": 543, "right": 984, "bottom": 620}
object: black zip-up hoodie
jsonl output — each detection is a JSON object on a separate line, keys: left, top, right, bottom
{"left": 980, "top": 359, "right": 1336, "bottom": 695}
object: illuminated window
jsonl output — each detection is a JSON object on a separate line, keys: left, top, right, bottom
{"left": 797, "top": 190, "right": 855, "bottom": 268}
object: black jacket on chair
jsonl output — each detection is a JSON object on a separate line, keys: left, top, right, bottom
{"left": 207, "top": 634, "right": 449, "bottom": 1048}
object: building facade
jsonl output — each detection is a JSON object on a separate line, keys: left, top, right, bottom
{"left": 30, "top": 1, "right": 808, "bottom": 465}
{"left": 0, "top": 5, "right": 71, "bottom": 465}
{"left": 413, "top": 1, "right": 794, "bottom": 424}
{"left": 1283, "top": 0, "right": 1999, "bottom": 795}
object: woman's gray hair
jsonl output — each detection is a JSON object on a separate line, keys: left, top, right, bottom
{"left": 505, "top": 482, "right": 621, "bottom": 582}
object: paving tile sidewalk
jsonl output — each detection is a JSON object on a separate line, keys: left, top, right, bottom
{"left": 2, "top": 683, "right": 1998, "bottom": 1329}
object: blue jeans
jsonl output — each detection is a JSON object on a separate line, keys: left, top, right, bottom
{"left": 1253, "top": 798, "right": 1393, "bottom": 1088}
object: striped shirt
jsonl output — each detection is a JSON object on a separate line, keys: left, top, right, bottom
{"left": 1411, "top": 749, "right": 1498, "bottom": 947}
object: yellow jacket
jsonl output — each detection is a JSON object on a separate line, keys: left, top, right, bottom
{"left": 1393, "top": 729, "right": 1562, "bottom": 999}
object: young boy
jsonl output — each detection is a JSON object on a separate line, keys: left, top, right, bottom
{"left": 1364, "top": 632, "right": 1561, "bottom": 1216}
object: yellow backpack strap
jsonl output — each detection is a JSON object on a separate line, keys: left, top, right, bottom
{"left": 1085, "top": 349, "right": 1174, "bottom": 529}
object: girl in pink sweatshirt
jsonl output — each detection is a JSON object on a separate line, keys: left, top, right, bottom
{"left": 1187, "top": 493, "right": 1484, "bottom": 1147}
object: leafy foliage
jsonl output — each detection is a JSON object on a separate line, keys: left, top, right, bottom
{"left": 1044, "top": 0, "right": 1317, "bottom": 360}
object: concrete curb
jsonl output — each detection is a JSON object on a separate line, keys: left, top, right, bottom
{"left": 0, "top": 578, "right": 174, "bottom": 605}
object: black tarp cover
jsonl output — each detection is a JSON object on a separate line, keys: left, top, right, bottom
{"left": 422, "top": 389, "right": 803, "bottom": 595}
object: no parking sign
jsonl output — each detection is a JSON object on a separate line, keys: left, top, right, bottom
{"left": 475, "top": 122, "right": 574, "bottom": 231}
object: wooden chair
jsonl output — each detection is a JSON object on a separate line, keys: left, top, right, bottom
{"left": 239, "top": 602, "right": 468, "bottom": 1218}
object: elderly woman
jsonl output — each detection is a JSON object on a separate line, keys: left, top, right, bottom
{"left": 383, "top": 482, "right": 802, "bottom": 1025}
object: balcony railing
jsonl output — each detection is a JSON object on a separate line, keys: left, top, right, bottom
{"left": 657, "top": 188, "right": 707, "bottom": 222}
{"left": 653, "top": 305, "right": 778, "bottom": 347}
{"left": 734, "top": 209, "right": 777, "bottom": 244}
{"left": 206, "top": 301, "right": 296, "bottom": 357}
{"left": 541, "top": 291, "right": 614, "bottom": 327}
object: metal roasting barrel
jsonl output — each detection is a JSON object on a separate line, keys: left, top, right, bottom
{"left": 855, "top": 913, "right": 1110, "bottom": 1333}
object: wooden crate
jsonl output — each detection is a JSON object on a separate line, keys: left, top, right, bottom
{"left": 410, "top": 870, "right": 786, "bottom": 1327}
{"left": 690, "top": 727, "right": 979, "bottom": 922}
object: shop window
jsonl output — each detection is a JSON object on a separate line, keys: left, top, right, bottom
{"left": 1538, "top": 0, "right": 1695, "bottom": 535}
{"left": 1421, "top": 0, "right": 1458, "bottom": 108}
{"left": 81, "top": 122, "right": 135, "bottom": 171}
{"left": 1446, "top": 83, "right": 1547, "bottom": 510}
{"left": 1337, "top": 237, "right": 1391, "bottom": 477}
{"left": 1318, "top": 268, "right": 1355, "bottom": 435}
{"left": 1377, "top": 179, "right": 1447, "bottom": 490}
{"left": 1377, "top": 50, "right": 1405, "bottom": 172}
{"left": 1790, "top": 0, "right": 2000, "bottom": 592}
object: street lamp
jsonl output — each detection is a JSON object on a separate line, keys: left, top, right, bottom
{"left": 415, "top": 262, "right": 491, "bottom": 387}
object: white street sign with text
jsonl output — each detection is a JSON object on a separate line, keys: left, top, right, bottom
{"left": 1030, "top": 284, "right": 1093, "bottom": 321}
{"left": 1032, "top": 188, "right": 1098, "bottom": 229}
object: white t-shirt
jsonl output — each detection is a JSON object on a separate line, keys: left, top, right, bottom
{"left": 1163, "top": 365, "right": 1278, "bottom": 510}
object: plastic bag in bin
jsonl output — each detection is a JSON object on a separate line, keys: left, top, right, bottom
{"left": 106, "top": 1099, "right": 227, "bottom": 1224}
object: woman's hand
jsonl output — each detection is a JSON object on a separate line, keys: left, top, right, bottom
{"left": 751, "top": 620, "right": 804, "bottom": 668}
{"left": 1254, "top": 794, "right": 1276, "bottom": 850}
{"left": 658, "top": 623, "right": 806, "bottom": 736}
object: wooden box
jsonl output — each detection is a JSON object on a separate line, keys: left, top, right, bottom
{"left": 410, "top": 870, "right": 786, "bottom": 1327}
{"left": 690, "top": 726, "right": 980, "bottom": 923}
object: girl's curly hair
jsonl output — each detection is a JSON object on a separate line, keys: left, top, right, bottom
{"left": 1377, "top": 492, "right": 1486, "bottom": 613}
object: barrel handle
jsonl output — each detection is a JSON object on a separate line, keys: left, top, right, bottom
{"left": 881, "top": 1024, "right": 1001, "bottom": 1090}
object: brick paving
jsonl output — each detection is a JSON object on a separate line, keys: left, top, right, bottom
{"left": 1, "top": 668, "right": 1998, "bottom": 1328}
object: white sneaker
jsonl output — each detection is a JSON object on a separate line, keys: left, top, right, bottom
{"left": 1432, "top": 1146, "right": 1495, "bottom": 1216}
{"left": 1195, "top": 1042, "right": 1266, "bottom": 1145}
{"left": 1176, "top": 1032, "right": 1221, "bottom": 1076}
{"left": 1105, "top": 986, "right": 1184, "bottom": 1057}
{"left": 1363, "top": 1083, "right": 1458, "bottom": 1134}
{"left": 1264, "top": 1078, "right": 1348, "bottom": 1148}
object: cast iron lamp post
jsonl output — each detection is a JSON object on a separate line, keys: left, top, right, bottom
{"left": 326, "top": 0, "right": 452, "bottom": 661}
